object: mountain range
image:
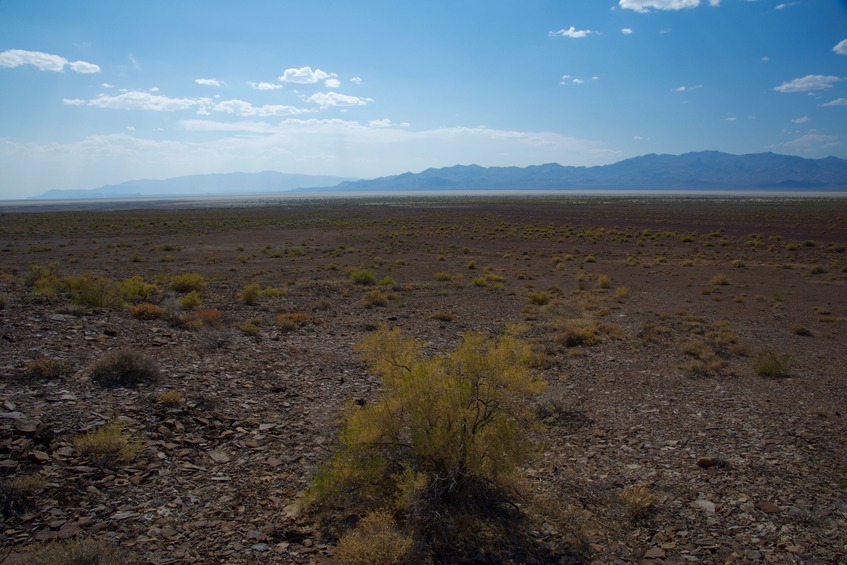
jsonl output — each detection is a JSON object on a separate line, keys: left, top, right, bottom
{"left": 318, "top": 151, "right": 847, "bottom": 192}
{"left": 32, "top": 171, "right": 356, "bottom": 200}
{"left": 31, "top": 151, "right": 847, "bottom": 199}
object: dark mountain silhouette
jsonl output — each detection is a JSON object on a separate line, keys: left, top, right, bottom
{"left": 314, "top": 151, "right": 847, "bottom": 192}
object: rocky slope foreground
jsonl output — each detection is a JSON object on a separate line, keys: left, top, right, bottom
{"left": 0, "top": 197, "right": 845, "bottom": 563}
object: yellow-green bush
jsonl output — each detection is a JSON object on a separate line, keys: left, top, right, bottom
{"left": 311, "top": 326, "right": 545, "bottom": 510}
{"left": 169, "top": 272, "right": 207, "bottom": 293}
{"left": 239, "top": 283, "right": 262, "bottom": 305}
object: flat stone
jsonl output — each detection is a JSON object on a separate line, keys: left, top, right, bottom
{"left": 644, "top": 547, "right": 666, "bottom": 559}
{"left": 755, "top": 500, "right": 781, "bottom": 513}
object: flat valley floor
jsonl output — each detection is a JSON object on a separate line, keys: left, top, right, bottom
{"left": 1, "top": 196, "right": 845, "bottom": 563}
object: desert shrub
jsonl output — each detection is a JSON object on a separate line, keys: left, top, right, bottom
{"left": 89, "top": 348, "right": 161, "bottom": 387}
{"left": 195, "top": 308, "right": 223, "bottom": 327}
{"left": 555, "top": 322, "right": 599, "bottom": 347}
{"left": 71, "top": 421, "right": 144, "bottom": 462}
{"left": 527, "top": 291, "right": 550, "bottom": 305}
{"left": 156, "top": 390, "right": 185, "bottom": 405}
{"left": 26, "top": 263, "right": 64, "bottom": 295}
{"left": 179, "top": 290, "right": 202, "bottom": 310}
{"left": 809, "top": 264, "right": 827, "bottom": 275}
{"left": 433, "top": 271, "right": 453, "bottom": 282}
{"left": 311, "top": 299, "right": 332, "bottom": 311}
{"left": 276, "top": 312, "right": 312, "bottom": 332}
{"left": 64, "top": 274, "right": 122, "bottom": 308}
{"left": 0, "top": 293, "right": 7, "bottom": 310}
{"left": 22, "top": 538, "right": 124, "bottom": 565}
{"left": 311, "top": 326, "right": 544, "bottom": 512}
{"left": 616, "top": 485, "right": 658, "bottom": 522}
{"left": 466, "top": 260, "right": 476, "bottom": 270}
{"left": 710, "top": 273, "right": 729, "bottom": 286}
{"left": 169, "top": 273, "right": 207, "bottom": 293}
{"left": 753, "top": 350, "right": 790, "bottom": 377}
{"left": 680, "top": 338, "right": 724, "bottom": 375}
{"left": 25, "top": 356, "right": 69, "bottom": 380}
{"left": 264, "top": 285, "right": 283, "bottom": 298}
{"left": 596, "top": 274, "right": 611, "bottom": 289}
{"left": 360, "top": 289, "right": 390, "bottom": 308}
{"left": 337, "top": 509, "right": 413, "bottom": 565}
{"left": 239, "top": 283, "right": 262, "bottom": 305}
{"left": 584, "top": 255, "right": 596, "bottom": 263}
{"left": 129, "top": 303, "right": 165, "bottom": 320}
{"left": 791, "top": 324, "right": 812, "bottom": 336}
{"left": 116, "top": 276, "right": 159, "bottom": 301}
{"left": 430, "top": 310, "right": 453, "bottom": 322}
{"left": 349, "top": 268, "right": 377, "bottom": 285}
{"left": 615, "top": 286, "right": 630, "bottom": 299}
{"left": 378, "top": 276, "right": 396, "bottom": 287}
{"left": 238, "top": 320, "right": 261, "bottom": 335}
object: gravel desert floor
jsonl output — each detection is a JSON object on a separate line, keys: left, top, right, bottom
{"left": 0, "top": 195, "right": 846, "bottom": 564}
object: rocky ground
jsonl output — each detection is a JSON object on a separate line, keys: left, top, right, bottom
{"left": 0, "top": 196, "right": 845, "bottom": 563}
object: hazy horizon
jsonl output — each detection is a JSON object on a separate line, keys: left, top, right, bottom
{"left": 2, "top": 1, "right": 846, "bottom": 199}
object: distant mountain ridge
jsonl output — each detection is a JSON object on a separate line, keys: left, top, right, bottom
{"left": 317, "top": 151, "right": 847, "bottom": 192}
{"left": 31, "top": 151, "right": 847, "bottom": 199}
{"left": 32, "top": 171, "right": 357, "bottom": 200}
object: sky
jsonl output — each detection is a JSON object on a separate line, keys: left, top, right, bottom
{"left": 1, "top": 0, "right": 846, "bottom": 199}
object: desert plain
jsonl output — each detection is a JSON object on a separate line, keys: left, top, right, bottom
{"left": 0, "top": 195, "right": 845, "bottom": 563}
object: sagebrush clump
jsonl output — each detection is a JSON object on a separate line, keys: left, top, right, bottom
{"left": 89, "top": 348, "right": 161, "bottom": 387}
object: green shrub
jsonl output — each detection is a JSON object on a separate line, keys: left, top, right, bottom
{"left": 360, "top": 289, "right": 391, "bottom": 308}
{"left": 377, "top": 276, "right": 396, "bottom": 287}
{"left": 311, "top": 326, "right": 545, "bottom": 510}
{"left": 71, "top": 421, "right": 144, "bottom": 462}
{"left": 179, "top": 290, "right": 202, "bottom": 310}
{"left": 116, "top": 276, "right": 159, "bottom": 301}
{"left": 169, "top": 273, "right": 207, "bottom": 293}
{"left": 239, "top": 283, "right": 262, "bottom": 305}
{"left": 89, "top": 348, "right": 161, "bottom": 387}
{"left": 349, "top": 268, "right": 377, "bottom": 285}
{"left": 753, "top": 350, "right": 790, "bottom": 377}
{"left": 527, "top": 291, "right": 550, "bottom": 305}
{"left": 433, "top": 271, "right": 452, "bottom": 282}
{"left": 64, "top": 273, "right": 122, "bottom": 308}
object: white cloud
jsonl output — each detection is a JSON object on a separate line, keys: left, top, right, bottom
{"left": 633, "top": 135, "right": 645, "bottom": 141}
{"left": 774, "top": 74, "right": 840, "bottom": 93}
{"left": 248, "top": 81, "right": 283, "bottom": 90}
{"left": 101, "top": 83, "right": 114, "bottom": 88}
{"left": 834, "top": 39, "right": 847, "bottom": 56}
{"left": 619, "top": 0, "right": 719, "bottom": 12}
{"left": 351, "top": 77, "right": 363, "bottom": 85}
{"left": 572, "top": 78, "right": 584, "bottom": 84}
{"left": 308, "top": 92, "right": 373, "bottom": 108}
{"left": 550, "top": 26, "right": 596, "bottom": 38}
{"left": 89, "top": 91, "right": 200, "bottom": 112}
{"left": 69, "top": 60, "right": 101, "bottom": 74}
{"left": 783, "top": 133, "right": 839, "bottom": 148}
{"left": 622, "top": 28, "right": 633, "bottom": 34}
{"left": 324, "top": 78, "right": 341, "bottom": 88}
{"left": 776, "top": 2, "right": 797, "bottom": 9}
{"left": 675, "top": 84, "right": 702, "bottom": 92}
{"left": 212, "top": 99, "right": 313, "bottom": 117}
{"left": 761, "top": 56, "right": 770, "bottom": 62}
{"left": 149, "top": 87, "right": 160, "bottom": 92}
{"left": 279, "top": 66, "right": 336, "bottom": 84}
{"left": 62, "top": 98, "right": 85, "bottom": 106}
{"left": 0, "top": 49, "right": 100, "bottom": 73}
{"left": 821, "top": 98, "right": 847, "bottom": 107}
{"left": 195, "top": 78, "right": 225, "bottom": 87}
{"left": 791, "top": 116, "right": 810, "bottom": 124}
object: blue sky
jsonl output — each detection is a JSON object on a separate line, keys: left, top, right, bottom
{"left": 1, "top": 0, "right": 846, "bottom": 198}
